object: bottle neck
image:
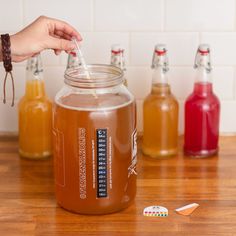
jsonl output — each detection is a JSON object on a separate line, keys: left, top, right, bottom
{"left": 25, "top": 55, "right": 45, "bottom": 99}
{"left": 193, "top": 66, "right": 213, "bottom": 95}
{"left": 25, "top": 79, "right": 46, "bottom": 99}
{"left": 193, "top": 82, "right": 213, "bottom": 96}
{"left": 152, "top": 66, "right": 168, "bottom": 84}
{"left": 151, "top": 67, "right": 170, "bottom": 95}
{"left": 195, "top": 66, "right": 212, "bottom": 83}
{"left": 193, "top": 44, "right": 213, "bottom": 95}
{"left": 151, "top": 83, "right": 171, "bottom": 95}
{"left": 110, "top": 51, "right": 126, "bottom": 71}
{"left": 194, "top": 45, "right": 212, "bottom": 85}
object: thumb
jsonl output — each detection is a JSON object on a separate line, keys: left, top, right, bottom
{"left": 46, "top": 37, "right": 75, "bottom": 51}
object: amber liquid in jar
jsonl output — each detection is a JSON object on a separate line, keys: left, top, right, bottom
{"left": 53, "top": 66, "right": 137, "bottom": 214}
{"left": 142, "top": 84, "right": 178, "bottom": 158}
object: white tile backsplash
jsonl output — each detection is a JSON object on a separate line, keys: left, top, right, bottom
{"left": 41, "top": 50, "right": 61, "bottom": 66}
{"left": 23, "top": 0, "right": 92, "bottom": 31}
{"left": 44, "top": 67, "right": 65, "bottom": 99}
{"left": 94, "top": 0, "right": 163, "bottom": 31}
{"left": 0, "top": 0, "right": 236, "bottom": 134}
{"left": 0, "top": 0, "right": 23, "bottom": 31}
{"left": 130, "top": 32, "right": 199, "bottom": 66}
{"left": 169, "top": 67, "right": 195, "bottom": 99}
{"left": 201, "top": 33, "right": 236, "bottom": 65}
{"left": 213, "top": 67, "right": 235, "bottom": 100}
{"left": 166, "top": 0, "right": 235, "bottom": 31}
{"left": 220, "top": 101, "right": 236, "bottom": 133}
{"left": 126, "top": 67, "right": 152, "bottom": 99}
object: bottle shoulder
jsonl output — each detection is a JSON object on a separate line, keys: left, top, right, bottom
{"left": 18, "top": 96, "right": 52, "bottom": 110}
{"left": 144, "top": 92, "right": 178, "bottom": 103}
{"left": 144, "top": 93, "right": 179, "bottom": 110}
{"left": 185, "top": 94, "right": 220, "bottom": 113}
{"left": 185, "top": 91, "right": 220, "bottom": 104}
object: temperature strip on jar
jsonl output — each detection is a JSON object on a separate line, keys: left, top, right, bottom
{"left": 96, "top": 129, "right": 108, "bottom": 198}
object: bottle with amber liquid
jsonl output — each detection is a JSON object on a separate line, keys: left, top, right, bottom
{"left": 18, "top": 54, "right": 52, "bottom": 159}
{"left": 142, "top": 44, "right": 179, "bottom": 158}
{"left": 110, "top": 44, "right": 127, "bottom": 86}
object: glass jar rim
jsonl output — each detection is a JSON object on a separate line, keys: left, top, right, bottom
{"left": 64, "top": 64, "right": 124, "bottom": 89}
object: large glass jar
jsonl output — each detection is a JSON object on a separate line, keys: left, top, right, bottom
{"left": 53, "top": 65, "right": 137, "bottom": 214}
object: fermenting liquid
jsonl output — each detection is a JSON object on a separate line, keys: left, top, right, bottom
{"left": 18, "top": 80, "right": 52, "bottom": 159}
{"left": 184, "top": 82, "right": 220, "bottom": 157}
{"left": 53, "top": 93, "right": 137, "bottom": 214}
{"left": 142, "top": 84, "right": 178, "bottom": 158}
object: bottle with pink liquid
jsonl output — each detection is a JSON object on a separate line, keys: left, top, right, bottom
{"left": 184, "top": 44, "right": 220, "bottom": 157}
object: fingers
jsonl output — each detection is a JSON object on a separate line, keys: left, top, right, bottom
{"left": 47, "top": 37, "right": 75, "bottom": 51}
{"left": 54, "top": 30, "right": 72, "bottom": 40}
{"left": 46, "top": 16, "right": 82, "bottom": 41}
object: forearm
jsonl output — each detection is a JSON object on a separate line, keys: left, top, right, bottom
{"left": 0, "top": 41, "right": 2, "bottom": 62}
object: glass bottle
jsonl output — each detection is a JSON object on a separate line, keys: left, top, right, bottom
{"left": 142, "top": 44, "right": 179, "bottom": 158}
{"left": 184, "top": 44, "right": 220, "bottom": 157}
{"left": 18, "top": 54, "right": 52, "bottom": 159}
{"left": 110, "top": 44, "right": 127, "bottom": 86}
{"left": 53, "top": 64, "right": 137, "bottom": 214}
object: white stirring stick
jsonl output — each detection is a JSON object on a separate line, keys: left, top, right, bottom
{"left": 72, "top": 38, "right": 91, "bottom": 79}
{"left": 72, "top": 37, "right": 97, "bottom": 98}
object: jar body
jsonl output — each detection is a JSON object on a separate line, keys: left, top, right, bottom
{"left": 53, "top": 66, "right": 137, "bottom": 214}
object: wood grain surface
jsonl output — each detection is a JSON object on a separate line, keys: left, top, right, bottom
{"left": 0, "top": 135, "right": 236, "bottom": 236}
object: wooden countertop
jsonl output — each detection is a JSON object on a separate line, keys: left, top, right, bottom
{"left": 0, "top": 136, "right": 236, "bottom": 236}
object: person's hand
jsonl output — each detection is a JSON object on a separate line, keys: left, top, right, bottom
{"left": 10, "top": 16, "right": 82, "bottom": 62}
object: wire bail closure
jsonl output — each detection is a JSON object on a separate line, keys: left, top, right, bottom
{"left": 151, "top": 44, "right": 169, "bottom": 73}
{"left": 194, "top": 44, "right": 212, "bottom": 73}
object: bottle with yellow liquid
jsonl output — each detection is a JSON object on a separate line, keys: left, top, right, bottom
{"left": 18, "top": 54, "right": 52, "bottom": 159}
{"left": 142, "top": 44, "right": 179, "bottom": 158}
{"left": 110, "top": 44, "right": 128, "bottom": 86}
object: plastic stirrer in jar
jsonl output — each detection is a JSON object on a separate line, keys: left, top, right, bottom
{"left": 72, "top": 37, "right": 91, "bottom": 79}
{"left": 72, "top": 37, "right": 97, "bottom": 98}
